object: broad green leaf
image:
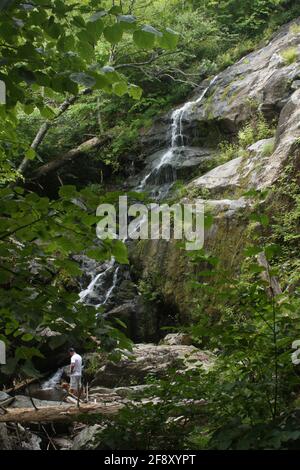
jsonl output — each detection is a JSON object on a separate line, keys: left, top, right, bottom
{"left": 104, "top": 23, "right": 123, "bottom": 44}
{"left": 39, "top": 105, "right": 56, "bottom": 119}
{"left": 109, "top": 5, "right": 122, "bottom": 15}
{"left": 25, "top": 148, "right": 36, "bottom": 160}
{"left": 133, "top": 29, "right": 155, "bottom": 49}
{"left": 88, "top": 10, "right": 107, "bottom": 22}
{"left": 77, "top": 41, "right": 95, "bottom": 61}
{"left": 117, "top": 14, "right": 136, "bottom": 30}
{"left": 113, "top": 81, "right": 128, "bottom": 96}
{"left": 21, "top": 359, "right": 43, "bottom": 378}
{"left": 158, "top": 28, "right": 180, "bottom": 50}
{"left": 59, "top": 185, "right": 78, "bottom": 198}
{"left": 1, "top": 357, "right": 18, "bottom": 375}
{"left": 21, "top": 333, "right": 34, "bottom": 342}
{"left": 88, "top": 19, "right": 104, "bottom": 38}
{"left": 112, "top": 240, "right": 128, "bottom": 264}
{"left": 70, "top": 72, "right": 96, "bottom": 88}
{"left": 128, "top": 84, "right": 143, "bottom": 100}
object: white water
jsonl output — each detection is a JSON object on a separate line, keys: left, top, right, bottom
{"left": 41, "top": 367, "right": 65, "bottom": 390}
{"left": 139, "top": 75, "right": 219, "bottom": 189}
{"left": 102, "top": 266, "right": 120, "bottom": 306}
{"left": 77, "top": 76, "right": 219, "bottom": 316}
{"left": 78, "top": 258, "right": 119, "bottom": 308}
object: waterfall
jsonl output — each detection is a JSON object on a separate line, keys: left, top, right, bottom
{"left": 139, "top": 75, "right": 219, "bottom": 190}
{"left": 78, "top": 258, "right": 120, "bottom": 308}
{"left": 76, "top": 76, "right": 219, "bottom": 318}
{"left": 41, "top": 367, "right": 65, "bottom": 390}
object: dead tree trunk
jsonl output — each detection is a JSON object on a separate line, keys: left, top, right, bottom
{"left": 0, "top": 403, "right": 124, "bottom": 424}
{"left": 32, "top": 136, "right": 110, "bottom": 180}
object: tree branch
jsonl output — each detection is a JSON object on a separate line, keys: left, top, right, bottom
{"left": 17, "top": 89, "right": 93, "bottom": 176}
{"left": 31, "top": 135, "right": 111, "bottom": 180}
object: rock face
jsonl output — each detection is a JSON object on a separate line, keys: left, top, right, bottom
{"left": 184, "top": 21, "right": 300, "bottom": 133}
{"left": 129, "top": 19, "right": 300, "bottom": 321}
{"left": 91, "top": 342, "right": 214, "bottom": 388}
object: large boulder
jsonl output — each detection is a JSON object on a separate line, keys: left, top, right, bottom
{"left": 91, "top": 343, "right": 215, "bottom": 387}
{"left": 184, "top": 20, "right": 300, "bottom": 134}
{"left": 10, "top": 395, "right": 64, "bottom": 408}
{"left": 71, "top": 425, "right": 103, "bottom": 450}
{"left": 130, "top": 21, "right": 300, "bottom": 322}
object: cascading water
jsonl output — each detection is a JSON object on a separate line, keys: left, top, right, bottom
{"left": 78, "top": 258, "right": 120, "bottom": 309}
{"left": 38, "top": 76, "right": 219, "bottom": 393}
{"left": 41, "top": 367, "right": 65, "bottom": 390}
{"left": 138, "top": 75, "right": 219, "bottom": 193}
{"left": 76, "top": 76, "right": 219, "bottom": 314}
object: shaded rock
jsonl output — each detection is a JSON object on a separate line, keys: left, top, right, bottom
{"left": 52, "top": 437, "right": 73, "bottom": 450}
{"left": 0, "top": 391, "right": 10, "bottom": 402}
{"left": 21, "top": 431, "right": 42, "bottom": 450}
{"left": 160, "top": 333, "right": 192, "bottom": 346}
{"left": 0, "top": 423, "right": 41, "bottom": 450}
{"left": 114, "top": 385, "right": 151, "bottom": 398}
{"left": 0, "top": 424, "right": 11, "bottom": 450}
{"left": 71, "top": 424, "right": 102, "bottom": 450}
{"left": 10, "top": 395, "right": 64, "bottom": 408}
{"left": 91, "top": 343, "right": 215, "bottom": 388}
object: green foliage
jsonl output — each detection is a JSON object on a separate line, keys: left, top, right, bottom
{"left": 261, "top": 140, "right": 275, "bottom": 157}
{"left": 0, "top": 185, "right": 130, "bottom": 381}
{"left": 238, "top": 113, "right": 275, "bottom": 148}
{"left": 281, "top": 47, "right": 299, "bottom": 65}
{"left": 0, "top": 0, "right": 179, "bottom": 182}
{"left": 96, "top": 189, "right": 300, "bottom": 450}
{"left": 218, "top": 113, "right": 276, "bottom": 164}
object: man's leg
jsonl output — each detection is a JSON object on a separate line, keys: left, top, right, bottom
{"left": 70, "top": 376, "right": 76, "bottom": 396}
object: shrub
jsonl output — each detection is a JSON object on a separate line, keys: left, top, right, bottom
{"left": 261, "top": 141, "right": 275, "bottom": 157}
{"left": 290, "top": 23, "right": 300, "bottom": 35}
{"left": 281, "top": 47, "right": 298, "bottom": 65}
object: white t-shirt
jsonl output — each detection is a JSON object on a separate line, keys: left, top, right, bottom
{"left": 70, "top": 353, "right": 82, "bottom": 376}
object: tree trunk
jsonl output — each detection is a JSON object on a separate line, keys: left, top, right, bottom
{"left": 17, "top": 89, "right": 92, "bottom": 176}
{"left": 0, "top": 403, "right": 124, "bottom": 424}
{"left": 32, "top": 136, "right": 109, "bottom": 180}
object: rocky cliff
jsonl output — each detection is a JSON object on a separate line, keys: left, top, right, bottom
{"left": 129, "top": 19, "right": 300, "bottom": 323}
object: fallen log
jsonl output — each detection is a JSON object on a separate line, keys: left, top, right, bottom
{"left": 32, "top": 135, "right": 111, "bottom": 179}
{"left": 0, "top": 403, "right": 124, "bottom": 424}
{"left": 4, "top": 377, "right": 39, "bottom": 394}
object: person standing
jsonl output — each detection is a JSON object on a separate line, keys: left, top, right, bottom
{"left": 69, "top": 348, "right": 82, "bottom": 398}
